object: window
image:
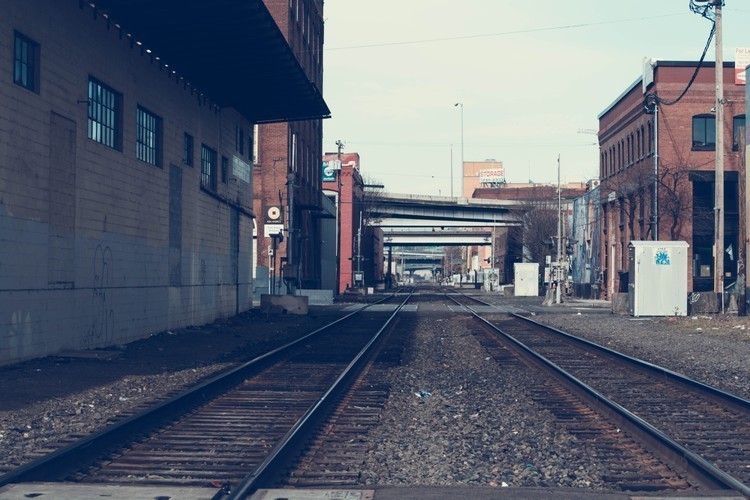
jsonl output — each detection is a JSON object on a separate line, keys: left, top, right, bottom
{"left": 13, "top": 31, "right": 39, "bottom": 92}
{"left": 183, "top": 133, "right": 194, "bottom": 166}
{"left": 236, "top": 126, "right": 245, "bottom": 155}
{"left": 626, "top": 136, "right": 630, "bottom": 166}
{"left": 88, "top": 78, "right": 121, "bottom": 150}
{"left": 136, "top": 106, "right": 161, "bottom": 166}
{"left": 252, "top": 124, "right": 259, "bottom": 164}
{"left": 221, "top": 156, "right": 228, "bottom": 184}
{"left": 636, "top": 128, "right": 641, "bottom": 160}
{"left": 733, "top": 114, "right": 745, "bottom": 151}
{"left": 647, "top": 122, "right": 653, "bottom": 155}
{"left": 201, "top": 144, "right": 217, "bottom": 190}
{"left": 692, "top": 114, "right": 716, "bottom": 150}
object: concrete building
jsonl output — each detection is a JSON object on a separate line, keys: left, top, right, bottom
{"left": 598, "top": 60, "right": 745, "bottom": 300}
{"left": 254, "top": 0, "right": 326, "bottom": 295}
{"left": 570, "top": 181, "right": 602, "bottom": 299}
{"left": 0, "top": 0, "right": 327, "bottom": 362}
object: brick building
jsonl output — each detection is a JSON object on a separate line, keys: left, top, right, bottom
{"left": 0, "top": 0, "right": 327, "bottom": 362}
{"left": 598, "top": 60, "right": 745, "bottom": 299}
{"left": 254, "top": 0, "right": 327, "bottom": 294}
{"left": 321, "top": 152, "right": 384, "bottom": 293}
{"left": 462, "top": 159, "right": 505, "bottom": 198}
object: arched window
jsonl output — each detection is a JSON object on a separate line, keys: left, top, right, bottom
{"left": 636, "top": 129, "right": 641, "bottom": 161}
{"left": 640, "top": 125, "right": 645, "bottom": 158}
{"left": 626, "top": 136, "right": 630, "bottom": 166}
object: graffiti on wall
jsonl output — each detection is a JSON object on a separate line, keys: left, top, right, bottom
{"left": 86, "top": 244, "right": 114, "bottom": 347}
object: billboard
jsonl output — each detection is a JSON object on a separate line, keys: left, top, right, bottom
{"left": 322, "top": 160, "right": 340, "bottom": 182}
{"left": 735, "top": 48, "right": 750, "bottom": 85}
{"left": 479, "top": 168, "right": 504, "bottom": 185}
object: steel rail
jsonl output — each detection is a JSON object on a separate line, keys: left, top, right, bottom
{"left": 0, "top": 292, "right": 406, "bottom": 488}
{"left": 227, "top": 289, "right": 414, "bottom": 499}
{"left": 447, "top": 294, "right": 750, "bottom": 496}
{"left": 512, "top": 312, "right": 750, "bottom": 412}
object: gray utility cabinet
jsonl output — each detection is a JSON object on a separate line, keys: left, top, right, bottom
{"left": 628, "top": 241, "right": 689, "bottom": 317}
{"left": 514, "top": 262, "right": 539, "bottom": 297}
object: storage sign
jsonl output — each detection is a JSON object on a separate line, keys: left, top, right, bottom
{"left": 655, "top": 248, "right": 671, "bottom": 266}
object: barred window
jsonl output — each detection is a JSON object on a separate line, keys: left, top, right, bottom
{"left": 201, "top": 144, "right": 217, "bottom": 190}
{"left": 13, "top": 31, "right": 39, "bottom": 92}
{"left": 88, "top": 78, "right": 121, "bottom": 150}
{"left": 136, "top": 106, "right": 161, "bottom": 167}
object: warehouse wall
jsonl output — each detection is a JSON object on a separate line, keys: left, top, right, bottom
{"left": 0, "top": 1, "right": 255, "bottom": 362}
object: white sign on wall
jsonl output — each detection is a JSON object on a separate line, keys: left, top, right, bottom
{"left": 233, "top": 155, "right": 251, "bottom": 182}
{"left": 735, "top": 47, "right": 750, "bottom": 85}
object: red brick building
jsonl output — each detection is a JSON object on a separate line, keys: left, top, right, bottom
{"left": 598, "top": 60, "right": 745, "bottom": 298}
{"left": 254, "top": 0, "right": 327, "bottom": 292}
{"left": 321, "top": 152, "right": 384, "bottom": 293}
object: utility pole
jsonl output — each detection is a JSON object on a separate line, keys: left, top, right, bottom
{"left": 653, "top": 103, "right": 659, "bottom": 241}
{"left": 450, "top": 144, "right": 454, "bottom": 198}
{"left": 455, "top": 103, "right": 464, "bottom": 197}
{"left": 714, "top": 0, "right": 725, "bottom": 303}
{"left": 556, "top": 154, "right": 562, "bottom": 304}
{"left": 356, "top": 211, "right": 363, "bottom": 289}
{"left": 335, "top": 140, "right": 344, "bottom": 294}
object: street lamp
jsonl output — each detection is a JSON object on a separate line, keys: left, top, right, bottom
{"left": 454, "top": 103, "right": 464, "bottom": 197}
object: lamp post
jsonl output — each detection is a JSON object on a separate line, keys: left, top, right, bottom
{"left": 454, "top": 103, "right": 464, "bottom": 197}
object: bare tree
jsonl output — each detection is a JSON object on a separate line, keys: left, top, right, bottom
{"left": 658, "top": 162, "right": 703, "bottom": 241}
{"left": 602, "top": 161, "right": 653, "bottom": 240}
{"left": 519, "top": 200, "right": 559, "bottom": 269}
{"left": 360, "top": 173, "right": 386, "bottom": 228}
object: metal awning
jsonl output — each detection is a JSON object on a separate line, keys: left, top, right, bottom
{"left": 88, "top": 0, "right": 330, "bottom": 123}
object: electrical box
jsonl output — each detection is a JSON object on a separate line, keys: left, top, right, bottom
{"left": 514, "top": 263, "right": 539, "bottom": 297}
{"left": 628, "top": 241, "right": 689, "bottom": 317}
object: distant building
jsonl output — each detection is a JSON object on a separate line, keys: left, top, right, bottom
{"left": 473, "top": 182, "right": 587, "bottom": 285}
{"left": 570, "top": 182, "right": 602, "bottom": 299}
{"left": 254, "top": 0, "right": 327, "bottom": 294}
{"left": 0, "top": 1, "right": 327, "bottom": 362}
{"left": 321, "top": 153, "right": 384, "bottom": 293}
{"left": 598, "top": 60, "right": 745, "bottom": 299}
{"left": 462, "top": 160, "right": 505, "bottom": 198}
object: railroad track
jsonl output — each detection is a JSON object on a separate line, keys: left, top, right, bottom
{"left": 449, "top": 292, "right": 750, "bottom": 496}
{"left": 0, "top": 290, "right": 414, "bottom": 499}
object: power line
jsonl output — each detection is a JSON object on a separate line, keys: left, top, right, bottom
{"left": 326, "top": 13, "right": 687, "bottom": 51}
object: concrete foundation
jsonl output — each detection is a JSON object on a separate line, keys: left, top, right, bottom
{"left": 260, "top": 294, "right": 309, "bottom": 315}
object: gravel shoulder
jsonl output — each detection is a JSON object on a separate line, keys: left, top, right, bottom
{"left": 530, "top": 305, "right": 750, "bottom": 400}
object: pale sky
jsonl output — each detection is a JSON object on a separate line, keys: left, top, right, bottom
{"left": 321, "top": 1, "right": 750, "bottom": 196}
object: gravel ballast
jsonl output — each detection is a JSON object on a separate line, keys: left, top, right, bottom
{"left": 1, "top": 298, "right": 749, "bottom": 492}
{"left": 360, "top": 314, "right": 608, "bottom": 489}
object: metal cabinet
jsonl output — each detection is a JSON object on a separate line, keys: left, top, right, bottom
{"left": 628, "top": 241, "right": 689, "bottom": 316}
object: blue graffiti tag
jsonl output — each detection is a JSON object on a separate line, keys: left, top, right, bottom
{"left": 655, "top": 250, "right": 670, "bottom": 266}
